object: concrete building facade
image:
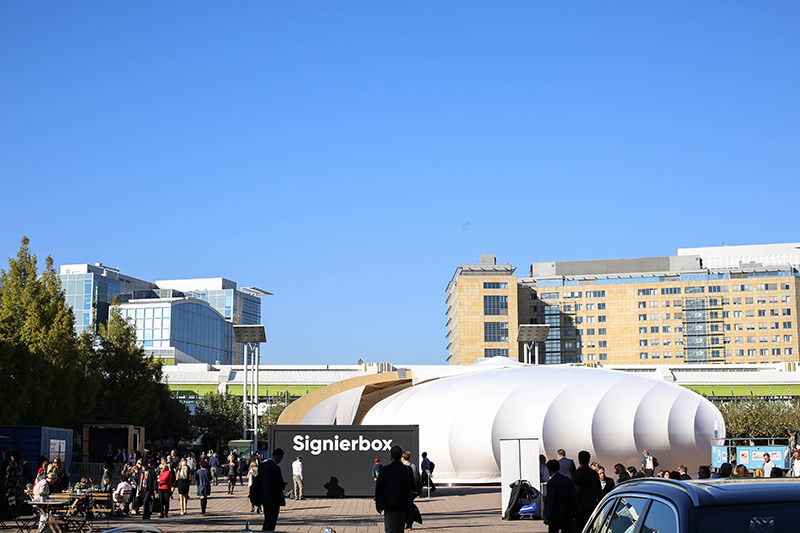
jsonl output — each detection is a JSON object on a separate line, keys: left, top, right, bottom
{"left": 448, "top": 243, "right": 800, "bottom": 366}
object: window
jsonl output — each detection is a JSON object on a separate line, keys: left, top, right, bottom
{"left": 586, "top": 354, "right": 595, "bottom": 361}
{"left": 651, "top": 339, "right": 660, "bottom": 346}
{"left": 784, "top": 309, "right": 792, "bottom": 316}
{"left": 746, "top": 310, "right": 755, "bottom": 317}
{"left": 640, "top": 339, "right": 648, "bottom": 346}
{"left": 759, "top": 323, "right": 767, "bottom": 330}
{"left": 599, "top": 341, "right": 607, "bottom": 347}
{"left": 638, "top": 289, "right": 657, "bottom": 296}
{"left": 586, "top": 316, "right": 595, "bottom": 323}
{"left": 772, "top": 322, "right": 780, "bottom": 329}
{"left": 748, "top": 349, "right": 756, "bottom": 356}
{"left": 484, "top": 322, "right": 508, "bottom": 342}
{"left": 773, "top": 348, "right": 782, "bottom": 356}
{"left": 638, "top": 314, "right": 647, "bottom": 321}
{"left": 757, "top": 283, "right": 778, "bottom": 291}
{"left": 575, "top": 304, "right": 583, "bottom": 311}
{"left": 735, "top": 337, "right": 742, "bottom": 343}
{"left": 733, "top": 284, "right": 753, "bottom": 292}
{"left": 759, "top": 336, "right": 768, "bottom": 343}
{"left": 673, "top": 312, "right": 682, "bottom": 319}
{"left": 772, "top": 335, "right": 780, "bottom": 342}
{"left": 785, "top": 335, "right": 793, "bottom": 342}
{"left": 599, "top": 353, "right": 607, "bottom": 360}
{"left": 673, "top": 300, "right": 682, "bottom": 307}
{"left": 733, "top": 298, "right": 742, "bottom": 304}
{"left": 758, "top": 310, "right": 766, "bottom": 317}
{"left": 541, "top": 292, "right": 559, "bottom": 299}
{"left": 734, "top": 324, "right": 743, "bottom": 330}
{"left": 746, "top": 297, "right": 754, "bottom": 304}
{"left": 586, "top": 328, "right": 595, "bottom": 335}
{"left": 484, "top": 295, "right": 508, "bottom": 316}
{"left": 770, "top": 296, "right": 779, "bottom": 304}
{"left": 564, "top": 291, "right": 582, "bottom": 299}
{"left": 747, "top": 336, "right": 756, "bottom": 343}
{"left": 663, "top": 313, "right": 671, "bottom": 320}
{"left": 708, "top": 285, "right": 727, "bottom": 293}
{"left": 640, "top": 352, "right": 648, "bottom": 359}
{"left": 787, "top": 348, "right": 794, "bottom": 355}
{"left": 652, "top": 352, "right": 660, "bottom": 359}
{"left": 598, "top": 328, "right": 607, "bottom": 335}
{"left": 651, "top": 326, "right": 659, "bottom": 333}
{"left": 747, "top": 323, "right": 755, "bottom": 330}
{"left": 736, "top": 349, "right": 744, "bottom": 356}
{"left": 484, "top": 348, "right": 509, "bottom": 357}
{"left": 650, "top": 301, "right": 658, "bottom": 308}
{"left": 586, "top": 303, "right": 595, "bottom": 311}
{"left": 598, "top": 303, "right": 607, "bottom": 310}
{"left": 685, "top": 286, "right": 705, "bottom": 294}
{"left": 663, "top": 339, "right": 672, "bottom": 346}
{"left": 663, "top": 326, "right": 671, "bottom": 333}
{"left": 598, "top": 315, "right": 606, "bottom": 322}
{"left": 674, "top": 326, "right": 683, "bottom": 332}
{"left": 663, "top": 351, "right": 672, "bottom": 358}
{"left": 638, "top": 302, "right": 647, "bottom": 308}
{"left": 782, "top": 296, "right": 791, "bottom": 303}
{"left": 757, "top": 297, "right": 767, "bottom": 304}
{"left": 586, "top": 341, "right": 595, "bottom": 348}
{"left": 760, "top": 349, "right": 768, "bottom": 356}
{"left": 662, "top": 300, "right": 670, "bottom": 307}
{"left": 586, "top": 291, "right": 605, "bottom": 298}
{"left": 483, "top": 282, "right": 508, "bottom": 289}
{"left": 722, "top": 311, "right": 730, "bottom": 318}
{"left": 661, "top": 287, "right": 681, "bottom": 295}
{"left": 650, "top": 314, "right": 659, "bottom": 321}
{"left": 784, "top": 322, "right": 792, "bottom": 329}
{"left": 771, "top": 309, "right": 779, "bottom": 316}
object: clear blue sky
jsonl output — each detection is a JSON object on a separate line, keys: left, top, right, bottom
{"left": 1, "top": 1, "right": 798, "bottom": 366}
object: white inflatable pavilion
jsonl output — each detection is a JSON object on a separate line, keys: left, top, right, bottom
{"left": 293, "top": 358, "right": 725, "bottom": 483}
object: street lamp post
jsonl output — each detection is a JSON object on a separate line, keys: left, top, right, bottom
{"left": 233, "top": 325, "right": 267, "bottom": 443}
{"left": 517, "top": 324, "right": 550, "bottom": 364}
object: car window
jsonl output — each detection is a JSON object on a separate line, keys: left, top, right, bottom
{"left": 640, "top": 500, "right": 678, "bottom": 533}
{"left": 696, "top": 502, "right": 800, "bottom": 533}
{"left": 603, "top": 496, "right": 648, "bottom": 533}
{"left": 588, "top": 498, "right": 617, "bottom": 533}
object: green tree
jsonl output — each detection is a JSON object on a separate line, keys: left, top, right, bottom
{"left": 257, "top": 393, "right": 295, "bottom": 447}
{"left": 194, "top": 392, "right": 244, "bottom": 450}
{"left": 0, "top": 237, "right": 99, "bottom": 427}
{"left": 714, "top": 399, "right": 800, "bottom": 442}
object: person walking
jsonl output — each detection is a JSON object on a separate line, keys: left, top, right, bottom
{"left": 209, "top": 453, "right": 220, "bottom": 485}
{"left": 375, "top": 445, "right": 415, "bottom": 533}
{"left": 291, "top": 456, "right": 304, "bottom": 500}
{"left": 248, "top": 460, "right": 262, "bottom": 513}
{"left": 372, "top": 456, "right": 383, "bottom": 486}
{"left": 138, "top": 461, "right": 156, "bottom": 520}
{"left": 226, "top": 454, "right": 238, "bottom": 494}
{"left": 157, "top": 463, "right": 172, "bottom": 518}
{"left": 259, "top": 449, "right": 287, "bottom": 532}
{"left": 176, "top": 457, "right": 193, "bottom": 515}
{"left": 196, "top": 460, "right": 211, "bottom": 515}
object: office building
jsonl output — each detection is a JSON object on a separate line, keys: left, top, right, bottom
{"left": 59, "top": 263, "right": 266, "bottom": 365}
{"left": 447, "top": 243, "right": 800, "bottom": 366}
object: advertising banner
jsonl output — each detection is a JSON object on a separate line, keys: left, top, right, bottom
{"left": 735, "top": 446, "right": 789, "bottom": 470}
{"left": 270, "top": 425, "right": 419, "bottom": 498}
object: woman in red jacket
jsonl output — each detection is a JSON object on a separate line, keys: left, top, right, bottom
{"left": 157, "top": 462, "right": 173, "bottom": 518}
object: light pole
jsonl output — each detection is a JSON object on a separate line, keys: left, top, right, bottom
{"left": 517, "top": 324, "right": 550, "bottom": 364}
{"left": 233, "top": 325, "right": 267, "bottom": 443}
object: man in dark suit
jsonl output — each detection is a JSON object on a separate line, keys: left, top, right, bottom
{"left": 572, "top": 451, "right": 602, "bottom": 531}
{"left": 375, "top": 445, "right": 415, "bottom": 533}
{"left": 544, "top": 459, "right": 580, "bottom": 533}
{"left": 259, "top": 449, "right": 286, "bottom": 531}
{"left": 557, "top": 449, "right": 576, "bottom": 480}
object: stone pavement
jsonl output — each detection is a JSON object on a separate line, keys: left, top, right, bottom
{"left": 104, "top": 483, "right": 549, "bottom": 532}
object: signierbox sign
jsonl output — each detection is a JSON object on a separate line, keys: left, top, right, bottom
{"left": 270, "top": 425, "right": 419, "bottom": 498}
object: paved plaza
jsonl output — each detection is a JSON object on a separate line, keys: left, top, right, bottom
{"left": 106, "top": 484, "right": 548, "bottom": 532}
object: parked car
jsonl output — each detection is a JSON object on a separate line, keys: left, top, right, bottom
{"left": 583, "top": 477, "right": 800, "bottom": 533}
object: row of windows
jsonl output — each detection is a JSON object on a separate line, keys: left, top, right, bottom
{"left": 484, "top": 348, "right": 509, "bottom": 357}
{"left": 484, "top": 322, "right": 509, "bottom": 342}
{"left": 564, "top": 341, "right": 608, "bottom": 348}
{"left": 484, "top": 295, "right": 509, "bottom": 316}
{"left": 638, "top": 313, "right": 683, "bottom": 321}
{"left": 636, "top": 283, "right": 791, "bottom": 296}
{"left": 640, "top": 351, "right": 685, "bottom": 359}
{"left": 484, "top": 282, "right": 508, "bottom": 289}
{"left": 540, "top": 291, "right": 607, "bottom": 299}
{"left": 735, "top": 348, "right": 795, "bottom": 356}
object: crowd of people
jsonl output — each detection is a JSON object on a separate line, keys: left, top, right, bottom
{"left": 539, "top": 447, "right": 800, "bottom": 533}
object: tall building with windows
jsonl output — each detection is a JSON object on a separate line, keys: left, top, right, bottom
{"left": 445, "top": 254, "right": 525, "bottom": 365}
{"left": 59, "top": 263, "right": 266, "bottom": 365}
{"left": 448, "top": 243, "right": 800, "bottom": 366}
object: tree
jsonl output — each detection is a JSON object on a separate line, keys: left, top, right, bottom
{"left": 714, "top": 399, "right": 800, "bottom": 442}
{"left": 194, "top": 392, "right": 244, "bottom": 450}
{"left": 257, "top": 392, "right": 295, "bottom": 448}
{"left": 0, "top": 237, "right": 99, "bottom": 427}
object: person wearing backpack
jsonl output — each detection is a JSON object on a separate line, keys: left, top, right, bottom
{"left": 642, "top": 450, "right": 658, "bottom": 477}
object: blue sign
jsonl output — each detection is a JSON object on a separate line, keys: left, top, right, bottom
{"left": 735, "top": 446, "right": 789, "bottom": 470}
{"left": 711, "top": 446, "right": 728, "bottom": 468}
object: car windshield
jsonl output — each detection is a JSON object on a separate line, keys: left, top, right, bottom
{"left": 695, "top": 502, "right": 800, "bottom": 533}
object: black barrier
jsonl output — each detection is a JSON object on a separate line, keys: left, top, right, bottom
{"left": 270, "top": 425, "right": 419, "bottom": 498}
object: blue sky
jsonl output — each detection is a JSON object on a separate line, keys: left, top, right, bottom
{"left": 1, "top": 1, "right": 798, "bottom": 366}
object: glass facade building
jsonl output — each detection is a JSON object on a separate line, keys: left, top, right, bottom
{"left": 60, "top": 263, "right": 265, "bottom": 365}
